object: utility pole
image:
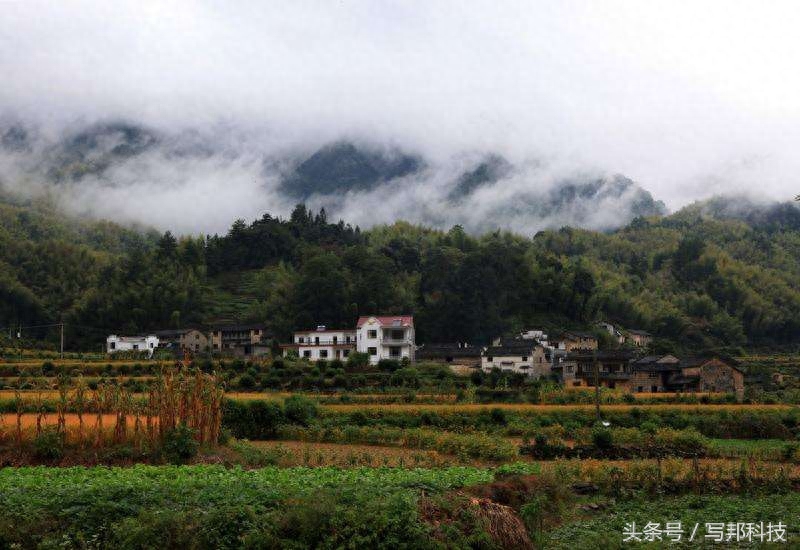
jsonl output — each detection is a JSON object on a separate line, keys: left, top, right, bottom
{"left": 593, "top": 348, "right": 601, "bottom": 422}
{"left": 60, "top": 323, "right": 64, "bottom": 360}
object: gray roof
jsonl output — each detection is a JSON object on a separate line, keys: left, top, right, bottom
{"left": 418, "top": 343, "right": 482, "bottom": 358}
{"left": 483, "top": 343, "right": 539, "bottom": 357}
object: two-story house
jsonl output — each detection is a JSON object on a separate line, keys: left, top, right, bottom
{"left": 281, "top": 325, "right": 356, "bottom": 361}
{"left": 209, "top": 324, "right": 268, "bottom": 356}
{"left": 155, "top": 328, "right": 209, "bottom": 353}
{"left": 481, "top": 341, "right": 551, "bottom": 378}
{"left": 556, "top": 349, "right": 637, "bottom": 388}
{"left": 356, "top": 316, "right": 415, "bottom": 364}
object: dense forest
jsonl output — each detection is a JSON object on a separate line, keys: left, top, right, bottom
{"left": 1, "top": 189, "right": 799, "bottom": 353}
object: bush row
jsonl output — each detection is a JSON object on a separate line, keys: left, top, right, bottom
{"left": 274, "top": 425, "right": 517, "bottom": 462}
{"left": 319, "top": 406, "right": 800, "bottom": 440}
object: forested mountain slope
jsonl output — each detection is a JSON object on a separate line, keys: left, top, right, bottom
{"left": 1, "top": 188, "right": 798, "bottom": 353}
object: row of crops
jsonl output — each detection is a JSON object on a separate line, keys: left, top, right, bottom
{"left": 0, "top": 465, "right": 506, "bottom": 548}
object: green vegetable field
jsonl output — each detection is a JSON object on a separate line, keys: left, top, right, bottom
{"left": 0, "top": 465, "right": 498, "bottom": 548}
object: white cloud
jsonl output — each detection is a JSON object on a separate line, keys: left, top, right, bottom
{"left": 1, "top": 0, "right": 799, "bottom": 230}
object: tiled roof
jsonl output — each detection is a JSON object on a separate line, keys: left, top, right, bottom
{"left": 294, "top": 328, "right": 355, "bottom": 334}
{"left": 417, "top": 343, "right": 482, "bottom": 358}
{"left": 111, "top": 335, "right": 156, "bottom": 342}
{"left": 210, "top": 323, "right": 267, "bottom": 332}
{"left": 566, "top": 350, "right": 637, "bottom": 361}
{"left": 566, "top": 331, "right": 598, "bottom": 339}
{"left": 356, "top": 315, "right": 414, "bottom": 328}
{"left": 155, "top": 329, "right": 192, "bottom": 337}
{"left": 483, "top": 343, "right": 539, "bottom": 357}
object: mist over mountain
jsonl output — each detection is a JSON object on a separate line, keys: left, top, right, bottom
{"left": 676, "top": 195, "right": 800, "bottom": 233}
{"left": 0, "top": 119, "right": 667, "bottom": 235}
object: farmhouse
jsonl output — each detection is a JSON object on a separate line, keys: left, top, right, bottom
{"left": 557, "top": 350, "right": 637, "bottom": 388}
{"left": 416, "top": 343, "right": 482, "bottom": 368}
{"left": 210, "top": 323, "right": 269, "bottom": 356}
{"left": 553, "top": 331, "right": 599, "bottom": 352}
{"left": 155, "top": 328, "right": 208, "bottom": 353}
{"left": 356, "top": 315, "right": 415, "bottom": 365}
{"left": 481, "top": 341, "right": 551, "bottom": 378}
{"left": 626, "top": 329, "right": 652, "bottom": 348}
{"left": 669, "top": 357, "right": 744, "bottom": 395}
{"left": 558, "top": 351, "right": 744, "bottom": 396}
{"left": 280, "top": 326, "right": 356, "bottom": 361}
{"left": 106, "top": 334, "right": 159, "bottom": 357}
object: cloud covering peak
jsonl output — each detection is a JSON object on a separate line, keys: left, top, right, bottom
{"left": 1, "top": 1, "right": 798, "bottom": 230}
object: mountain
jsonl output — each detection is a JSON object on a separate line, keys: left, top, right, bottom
{"left": 46, "top": 122, "right": 160, "bottom": 182}
{"left": 0, "top": 120, "right": 667, "bottom": 233}
{"left": 448, "top": 154, "right": 512, "bottom": 201}
{"left": 280, "top": 141, "right": 422, "bottom": 198}
{"left": 675, "top": 195, "right": 800, "bottom": 232}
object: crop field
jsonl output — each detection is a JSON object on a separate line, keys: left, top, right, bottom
{"left": 318, "top": 402, "right": 795, "bottom": 413}
{"left": 245, "top": 440, "right": 468, "bottom": 467}
{"left": 543, "top": 493, "right": 800, "bottom": 549}
{"left": 0, "top": 465, "right": 499, "bottom": 547}
{"left": 1, "top": 361, "right": 799, "bottom": 547}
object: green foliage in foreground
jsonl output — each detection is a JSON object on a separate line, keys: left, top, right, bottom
{"left": 545, "top": 493, "right": 800, "bottom": 549}
{"left": 0, "top": 465, "right": 495, "bottom": 548}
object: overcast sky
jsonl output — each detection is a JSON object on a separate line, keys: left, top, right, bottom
{"left": 1, "top": 0, "right": 798, "bottom": 220}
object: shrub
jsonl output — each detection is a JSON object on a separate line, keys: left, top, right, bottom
{"left": 591, "top": 427, "right": 614, "bottom": 451}
{"left": 33, "top": 428, "right": 64, "bottom": 461}
{"left": 41, "top": 361, "right": 55, "bottom": 375}
{"left": 222, "top": 400, "right": 284, "bottom": 439}
{"left": 237, "top": 374, "right": 256, "bottom": 389}
{"left": 378, "top": 359, "right": 401, "bottom": 372}
{"left": 162, "top": 423, "right": 199, "bottom": 464}
{"left": 329, "top": 359, "right": 344, "bottom": 371}
{"left": 657, "top": 428, "right": 707, "bottom": 457}
{"left": 346, "top": 352, "right": 370, "bottom": 370}
{"left": 490, "top": 407, "right": 508, "bottom": 425}
{"left": 640, "top": 421, "right": 658, "bottom": 434}
{"left": 283, "top": 396, "right": 318, "bottom": 426}
{"left": 782, "top": 442, "right": 799, "bottom": 462}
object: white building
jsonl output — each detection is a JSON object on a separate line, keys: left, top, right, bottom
{"left": 481, "top": 341, "right": 551, "bottom": 378}
{"left": 519, "top": 329, "right": 551, "bottom": 347}
{"left": 356, "top": 315, "right": 415, "bottom": 365}
{"left": 280, "top": 326, "right": 356, "bottom": 361}
{"left": 106, "top": 334, "right": 159, "bottom": 356}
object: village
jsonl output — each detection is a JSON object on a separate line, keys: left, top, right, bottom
{"left": 107, "top": 315, "right": 745, "bottom": 398}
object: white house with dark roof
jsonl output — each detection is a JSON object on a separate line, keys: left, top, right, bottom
{"left": 106, "top": 334, "right": 159, "bottom": 357}
{"left": 356, "top": 315, "right": 415, "bottom": 364}
{"left": 481, "top": 340, "right": 550, "bottom": 378}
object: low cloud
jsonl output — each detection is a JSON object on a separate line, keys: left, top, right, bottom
{"left": 1, "top": 1, "right": 799, "bottom": 232}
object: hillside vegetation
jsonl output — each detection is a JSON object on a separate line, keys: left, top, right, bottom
{"left": 1, "top": 189, "right": 799, "bottom": 353}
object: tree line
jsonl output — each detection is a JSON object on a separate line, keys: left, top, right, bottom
{"left": 2, "top": 195, "right": 800, "bottom": 353}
